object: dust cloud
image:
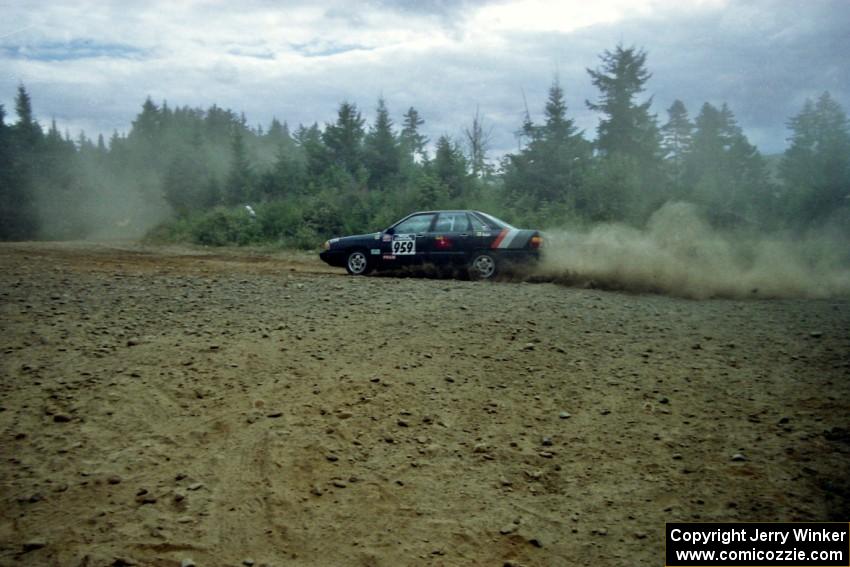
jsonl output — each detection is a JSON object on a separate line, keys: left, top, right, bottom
{"left": 533, "top": 202, "right": 850, "bottom": 299}
{"left": 34, "top": 181, "right": 171, "bottom": 241}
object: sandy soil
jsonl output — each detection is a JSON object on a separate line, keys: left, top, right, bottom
{"left": 1, "top": 241, "right": 848, "bottom": 567}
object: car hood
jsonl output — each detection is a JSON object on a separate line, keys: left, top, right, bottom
{"left": 329, "top": 232, "right": 382, "bottom": 246}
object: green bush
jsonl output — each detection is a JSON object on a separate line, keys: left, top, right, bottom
{"left": 257, "top": 201, "right": 305, "bottom": 240}
{"left": 190, "top": 207, "right": 260, "bottom": 246}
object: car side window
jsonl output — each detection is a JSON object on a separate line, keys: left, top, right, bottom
{"left": 393, "top": 214, "right": 435, "bottom": 234}
{"left": 434, "top": 212, "right": 471, "bottom": 233}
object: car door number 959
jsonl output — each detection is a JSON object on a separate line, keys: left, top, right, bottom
{"left": 392, "top": 238, "right": 416, "bottom": 255}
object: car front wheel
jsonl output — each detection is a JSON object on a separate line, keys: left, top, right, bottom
{"left": 345, "top": 249, "right": 372, "bottom": 276}
{"left": 468, "top": 252, "right": 497, "bottom": 280}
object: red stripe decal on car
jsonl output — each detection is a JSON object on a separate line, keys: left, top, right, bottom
{"left": 491, "top": 229, "right": 508, "bottom": 249}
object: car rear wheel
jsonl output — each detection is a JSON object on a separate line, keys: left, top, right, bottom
{"left": 468, "top": 252, "right": 497, "bottom": 280}
{"left": 345, "top": 249, "right": 372, "bottom": 276}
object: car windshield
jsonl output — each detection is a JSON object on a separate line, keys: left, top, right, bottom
{"left": 475, "top": 212, "right": 516, "bottom": 230}
{"left": 392, "top": 213, "right": 435, "bottom": 234}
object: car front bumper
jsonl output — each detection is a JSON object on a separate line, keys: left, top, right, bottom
{"left": 319, "top": 249, "right": 347, "bottom": 267}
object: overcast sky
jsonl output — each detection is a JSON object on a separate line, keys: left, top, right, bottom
{"left": 2, "top": 0, "right": 848, "bottom": 158}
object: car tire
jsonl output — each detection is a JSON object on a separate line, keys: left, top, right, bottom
{"left": 468, "top": 252, "right": 498, "bottom": 280}
{"left": 345, "top": 249, "right": 373, "bottom": 276}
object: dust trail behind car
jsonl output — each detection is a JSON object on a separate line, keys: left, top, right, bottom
{"left": 530, "top": 202, "right": 850, "bottom": 299}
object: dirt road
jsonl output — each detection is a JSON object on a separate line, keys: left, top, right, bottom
{"left": 1, "top": 242, "right": 848, "bottom": 566}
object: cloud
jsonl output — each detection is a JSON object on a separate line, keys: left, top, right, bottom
{"left": 470, "top": 0, "right": 674, "bottom": 34}
{"left": 1, "top": 0, "right": 847, "bottom": 158}
{"left": 1, "top": 39, "right": 147, "bottom": 61}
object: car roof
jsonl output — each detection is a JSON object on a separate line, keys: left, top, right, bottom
{"left": 391, "top": 210, "right": 517, "bottom": 231}
{"left": 407, "top": 210, "right": 481, "bottom": 215}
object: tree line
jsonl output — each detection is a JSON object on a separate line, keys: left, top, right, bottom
{"left": 1, "top": 45, "right": 848, "bottom": 245}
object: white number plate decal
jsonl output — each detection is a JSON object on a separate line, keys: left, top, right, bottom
{"left": 392, "top": 235, "right": 416, "bottom": 255}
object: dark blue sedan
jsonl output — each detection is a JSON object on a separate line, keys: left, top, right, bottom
{"left": 319, "top": 210, "right": 543, "bottom": 279}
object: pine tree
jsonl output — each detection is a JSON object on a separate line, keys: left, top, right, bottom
{"left": 125, "top": 96, "right": 168, "bottom": 202}
{"left": 464, "top": 106, "right": 493, "bottom": 178}
{"left": 38, "top": 119, "right": 83, "bottom": 238}
{"left": 260, "top": 120, "right": 308, "bottom": 201}
{"left": 431, "top": 135, "right": 469, "bottom": 200}
{"left": 294, "top": 123, "right": 327, "bottom": 182}
{"left": 13, "top": 84, "right": 42, "bottom": 147}
{"left": 204, "top": 104, "right": 238, "bottom": 147}
{"left": 684, "top": 102, "right": 770, "bottom": 225}
{"left": 503, "top": 79, "right": 590, "bottom": 209}
{"left": 0, "top": 104, "right": 26, "bottom": 239}
{"left": 225, "top": 128, "right": 253, "bottom": 205}
{"left": 586, "top": 45, "right": 661, "bottom": 162}
{"left": 661, "top": 100, "right": 693, "bottom": 176}
{"left": 266, "top": 118, "right": 295, "bottom": 153}
{"left": 413, "top": 170, "right": 448, "bottom": 210}
{"left": 2, "top": 86, "right": 42, "bottom": 239}
{"left": 721, "top": 104, "right": 769, "bottom": 210}
{"left": 163, "top": 149, "right": 209, "bottom": 217}
{"left": 586, "top": 45, "right": 664, "bottom": 222}
{"left": 400, "top": 107, "right": 428, "bottom": 162}
{"left": 130, "top": 97, "right": 161, "bottom": 145}
{"left": 267, "top": 144, "right": 307, "bottom": 198}
{"left": 323, "top": 102, "right": 365, "bottom": 176}
{"left": 780, "top": 92, "right": 850, "bottom": 227}
{"left": 363, "top": 97, "right": 400, "bottom": 190}
{"left": 542, "top": 81, "right": 573, "bottom": 142}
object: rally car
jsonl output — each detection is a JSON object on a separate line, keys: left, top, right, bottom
{"left": 319, "top": 210, "right": 543, "bottom": 279}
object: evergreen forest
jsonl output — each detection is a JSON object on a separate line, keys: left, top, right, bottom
{"left": 1, "top": 46, "right": 848, "bottom": 247}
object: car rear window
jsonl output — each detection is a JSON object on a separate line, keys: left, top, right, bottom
{"left": 474, "top": 212, "right": 516, "bottom": 230}
{"left": 434, "top": 212, "right": 471, "bottom": 233}
{"left": 469, "top": 215, "right": 489, "bottom": 232}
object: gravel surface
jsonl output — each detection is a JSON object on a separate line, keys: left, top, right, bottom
{"left": 1, "top": 242, "right": 848, "bottom": 566}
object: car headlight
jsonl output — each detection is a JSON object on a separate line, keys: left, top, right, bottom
{"left": 323, "top": 240, "right": 331, "bottom": 250}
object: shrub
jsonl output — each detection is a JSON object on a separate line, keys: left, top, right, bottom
{"left": 190, "top": 207, "right": 261, "bottom": 246}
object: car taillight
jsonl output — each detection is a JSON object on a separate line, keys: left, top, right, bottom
{"left": 530, "top": 235, "right": 543, "bottom": 249}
